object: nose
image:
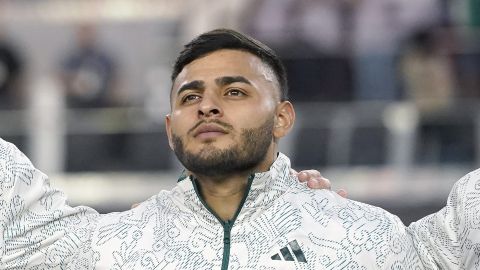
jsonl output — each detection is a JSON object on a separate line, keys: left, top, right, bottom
{"left": 198, "top": 93, "right": 222, "bottom": 118}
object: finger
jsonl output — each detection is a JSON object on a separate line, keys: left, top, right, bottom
{"left": 302, "top": 169, "right": 322, "bottom": 178}
{"left": 306, "top": 177, "right": 331, "bottom": 190}
{"left": 297, "top": 171, "right": 309, "bottom": 182}
{"left": 336, "top": 189, "right": 348, "bottom": 198}
{"left": 290, "top": 168, "right": 298, "bottom": 175}
{"left": 131, "top": 203, "right": 140, "bottom": 209}
{"left": 297, "top": 170, "right": 322, "bottom": 182}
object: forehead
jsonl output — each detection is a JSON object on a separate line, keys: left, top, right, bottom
{"left": 173, "top": 49, "right": 278, "bottom": 89}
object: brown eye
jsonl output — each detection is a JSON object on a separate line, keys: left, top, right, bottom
{"left": 226, "top": 89, "right": 246, "bottom": 97}
{"left": 182, "top": 94, "right": 201, "bottom": 104}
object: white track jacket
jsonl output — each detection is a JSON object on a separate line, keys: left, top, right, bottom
{"left": 0, "top": 138, "right": 479, "bottom": 269}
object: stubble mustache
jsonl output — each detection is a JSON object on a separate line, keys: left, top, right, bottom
{"left": 188, "top": 119, "right": 234, "bottom": 135}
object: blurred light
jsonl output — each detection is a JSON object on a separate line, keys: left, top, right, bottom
{"left": 0, "top": 0, "right": 186, "bottom": 23}
{"left": 383, "top": 102, "right": 419, "bottom": 134}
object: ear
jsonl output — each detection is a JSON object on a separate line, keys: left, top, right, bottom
{"left": 165, "top": 114, "right": 174, "bottom": 150}
{"left": 273, "top": 101, "right": 295, "bottom": 139}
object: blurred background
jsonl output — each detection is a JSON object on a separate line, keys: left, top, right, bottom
{"left": 0, "top": 0, "right": 479, "bottom": 224}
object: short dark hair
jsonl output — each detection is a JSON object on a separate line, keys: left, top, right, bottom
{"left": 171, "top": 28, "right": 288, "bottom": 101}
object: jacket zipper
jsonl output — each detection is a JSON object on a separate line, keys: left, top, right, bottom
{"left": 192, "top": 175, "right": 254, "bottom": 270}
{"left": 221, "top": 220, "right": 232, "bottom": 270}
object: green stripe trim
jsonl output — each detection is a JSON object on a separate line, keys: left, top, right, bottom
{"left": 192, "top": 174, "right": 254, "bottom": 270}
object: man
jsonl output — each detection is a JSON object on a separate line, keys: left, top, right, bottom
{"left": 0, "top": 29, "right": 476, "bottom": 269}
{"left": 1, "top": 28, "right": 416, "bottom": 269}
{"left": 100, "top": 29, "right": 480, "bottom": 269}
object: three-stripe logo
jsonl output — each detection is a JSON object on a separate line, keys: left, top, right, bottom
{"left": 270, "top": 240, "right": 307, "bottom": 263}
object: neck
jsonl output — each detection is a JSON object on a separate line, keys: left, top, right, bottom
{"left": 193, "top": 150, "right": 277, "bottom": 222}
{"left": 194, "top": 172, "right": 252, "bottom": 221}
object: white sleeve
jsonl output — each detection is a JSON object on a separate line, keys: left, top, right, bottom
{"left": 408, "top": 169, "right": 480, "bottom": 269}
{"left": 0, "top": 138, "right": 99, "bottom": 269}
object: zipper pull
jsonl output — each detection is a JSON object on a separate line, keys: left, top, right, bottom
{"left": 224, "top": 235, "right": 230, "bottom": 245}
{"left": 224, "top": 220, "right": 231, "bottom": 245}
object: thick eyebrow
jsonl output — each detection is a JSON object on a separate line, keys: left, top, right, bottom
{"left": 215, "top": 76, "right": 252, "bottom": 87}
{"left": 175, "top": 76, "right": 251, "bottom": 98}
{"left": 177, "top": 80, "right": 205, "bottom": 96}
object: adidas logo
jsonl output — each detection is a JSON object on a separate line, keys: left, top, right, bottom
{"left": 270, "top": 240, "right": 307, "bottom": 263}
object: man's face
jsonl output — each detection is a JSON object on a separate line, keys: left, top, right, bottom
{"left": 166, "top": 49, "right": 290, "bottom": 177}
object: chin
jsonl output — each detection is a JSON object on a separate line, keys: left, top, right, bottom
{"left": 195, "top": 140, "right": 234, "bottom": 151}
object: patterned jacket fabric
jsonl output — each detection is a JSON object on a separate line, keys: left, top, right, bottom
{"left": 408, "top": 168, "right": 480, "bottom": 269}
{"left": 0, "top": 137, "right": 476, "bottom": 269}
{"left": 90, "top": 155, "right": 424, "bottom": 269}
{"left": 0, "top": 139, "right": 99, "bottom": 269}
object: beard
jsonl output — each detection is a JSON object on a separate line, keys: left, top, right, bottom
{"left": 172, "top": 117, "right": 274, "bottom": 178}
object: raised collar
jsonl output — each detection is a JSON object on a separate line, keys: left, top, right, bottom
{"left": 174, "top": 153, "right": 296, "bottom": 222}
{"left": 176, "top": 152, "right": 292, "bottom": 184}
{"left": 243, "top": 152, "right": 295, "bottom": 210}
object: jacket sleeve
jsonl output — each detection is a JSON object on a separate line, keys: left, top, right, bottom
{"left": 408, "top": 169, "right": 480, "bottom": 269}
{"left": 0, "top": 138, "right": 99, "bottom": 269}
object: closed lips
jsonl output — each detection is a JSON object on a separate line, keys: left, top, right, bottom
{"left": 193, "top": 124, "right": 228, "bottom": 137}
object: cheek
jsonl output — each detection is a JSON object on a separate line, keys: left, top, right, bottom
{"left": 169, "top": 110, "right": 194, "bottom": 135}
{"left": 228, "top": 107, "right": 273, "bottom": 130}
{"left": 172, "top": 108, "right": 187, "bottom": 117}
{"left": 250, "top": 99, "right": 276, "bottom": 119}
